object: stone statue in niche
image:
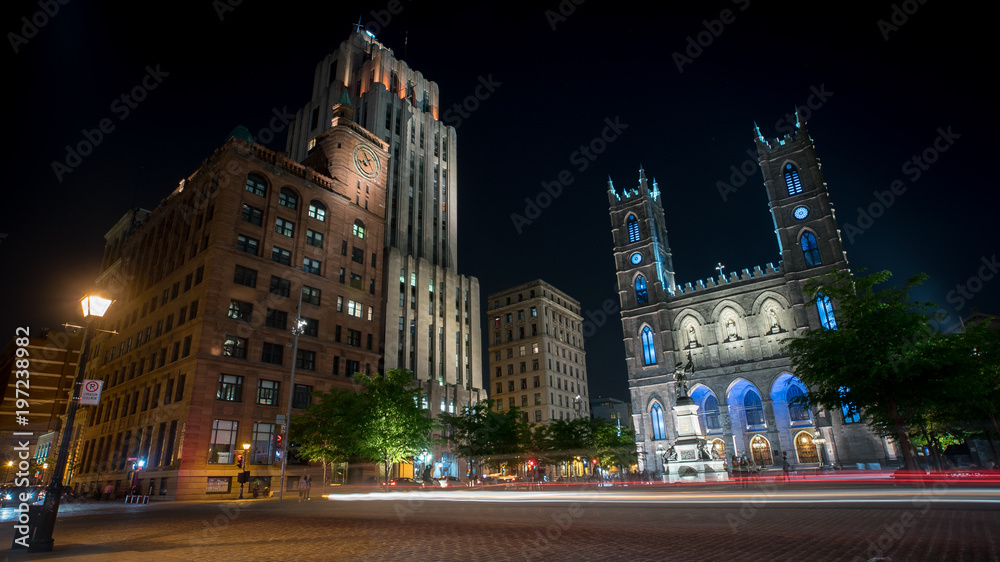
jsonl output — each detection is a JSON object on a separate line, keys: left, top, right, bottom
{"left": 686, "top": 324, "right": 699, "bottom": 348}
{"left": 725, "top": 318, "right": 739, "bottom": 342}
{"left": 768, "top": 307, "right": 782, "bottom": 334}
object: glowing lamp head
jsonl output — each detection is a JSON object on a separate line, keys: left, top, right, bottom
{"left": 137, "top": 459, "right": 145, "bottom": 468}
{"left": 243, "top": 443, "right": 251, "bottom": 451}
{"left": 81, "top": 294, "right": 114, "bottom": 318}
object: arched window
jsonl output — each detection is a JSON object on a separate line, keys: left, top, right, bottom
{"left": 353, "top": 219, "right": 365, "bottom": 239}
{"left": 786, "top": 385, "right": 810, "bottom": 421}
{"left": 627, "top": 214, "right": 640, "bottom": 243}
{"left": 279, "top": 187, "right": 299, "bottom": 210}
{"left": 800, "top": 232, "right": 821, "bottom": 266}
{"left": 245, "top": 173, "right": 267, "bottom": 196}
{"left": 651, "top": 403, "right": 666, "bottom": 440}
{"left": 635, "top": 275, "right": 648, "bottom": 306}
{"left": 702, "top": 394, "right": 721, "bottom": 430}
{"left": 794, "top": 431, "right": 819, "bottom": 463}
{"left": 744, "top": 390, "right": 765, "bottom": 427}
{"left": 817, "top": 293, "right": 837, "bottom": 330}
{"left": 641, "top": 326, "right": 656, "bottom": 366}
{"left": 308, "top": 201, "right": 326, "bottom": 221}
{"left": 784, "top": 163, "right": 803, "bottom": 195}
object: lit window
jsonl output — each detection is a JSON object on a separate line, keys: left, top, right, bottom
{"left": 641, "top": 326, "right": 656, "bottom": 366}
{"left": 279, "top": 187, "right": 299, "bottom": 210}
{"left": 208, "top": 420, "right": 238, "bottom": 463}
{"left": 801, "top": 232, "right": 821, "bottom": 266}
{"left": 228, "top": 300, "right": 253, "bottom": 321}
{"left": 627, "top": 214, "right": 640, "bottom": 243}
{"left": 245, "top": 174, "right": 266, "bottom": 197}
{"left": 308, "top": 201, "right": 326, "bottom": 221}
{"left": 787, "top": 385, "right": 810, "bottom": 421}
{"left": 216, "top": 374, "right": 243, "bottom": 402}
{"left": 702, "top": 395, "right": 721, "bottom": 430}
{"left": 635, "top": 275, "right": 648, "bottom": 306}
{"left": 222, "top": 335, "right": 247, "bottom": 359}
{"left": 353, "top": 219, "right": 365, "bottom": 239}
{"left": 784, "top": 163, "right": 803, "bottom": 195}
{"left": 744, "top": 390, "right": 765, "bottom": 427}
{"left": 651, "top": 403, "right": 666, "bottom": 440}
{"left": 275, "top": 218, "right": 295, "bottom": 237}
{"left": 817, "top": 293, "right": 837, "bottom": 330}
{"left": 347, "top": 300, "right": 363, "bottom": 318}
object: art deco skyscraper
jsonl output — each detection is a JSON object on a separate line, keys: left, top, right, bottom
{"left": 287, "top": 29, "right": 483, "bottom": 479}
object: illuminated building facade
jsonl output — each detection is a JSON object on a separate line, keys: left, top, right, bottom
{"left": 610, "top": 117, "right": 890, "bottom": 474}
{"left": 487, "top": 281, "right": 590, "bottom": 424}
{"left": 287, "top": 29, "right": 484, "bottom": 479}
{"left": 72, "top": 100, "right": 387, "bottom": 500}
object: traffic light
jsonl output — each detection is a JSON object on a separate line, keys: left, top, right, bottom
{"left": 237, "top": 454, "right": 244, "bottom": 467}
{"left": 275, "top": 434, "right": 283, "bottom": 449}
{"left": 592, "top": 459, "right": 597, "bottom": 465}
{"left": 528, "top": 459, "right": 535, "bottom": 468}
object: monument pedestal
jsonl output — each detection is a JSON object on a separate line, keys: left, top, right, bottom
{"left": 665, "top": 396, "right": 728, "bottom": 483}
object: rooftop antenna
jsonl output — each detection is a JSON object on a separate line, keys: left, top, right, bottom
{"left": 404, "top": 29, "right": 408, "bottom": 60}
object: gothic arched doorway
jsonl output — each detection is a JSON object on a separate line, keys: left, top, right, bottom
{"left": 749, "top": 434, "right": 772, "bottom": 466}
{"left": 711, "top": 438, "right": 726, "bottom": 460}
{"left": 794, "top": 431, "right": 819, "bottom": 463}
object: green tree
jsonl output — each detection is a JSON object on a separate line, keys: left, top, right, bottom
{"left": 353, "top": 369, "right": 435, "bottom": 488}
{"left": 785, "top": 270, "right": 987, "bottom": 470}
{"left": 290, "top": 386, "right": 360, "bottom": 487}
{"left": 439, "top": 400, "right": 527, "bottom": 476}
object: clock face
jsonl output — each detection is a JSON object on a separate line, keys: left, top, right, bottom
{"left": 353, "top": 144, "right": 380, "bottom": 179}
{"left": 630, "top": 252, "right": 642, "bottom": 265}
{"left": 793, "top": 206, "right": 809, "bottom": 220}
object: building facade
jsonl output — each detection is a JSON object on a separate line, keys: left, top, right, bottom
{"left": 487, "top": 281, "right": 591, "bottom": 424}
{"left": 590, "top": 397, "right": 634, "bottom": 434}
{"left": 287, "top": 29, "right": 484, "bottom": 479}
{"left": 72, "top": 101, "right": 388, "bottom": 500}
{"left": 609, "top": 117, "right": 890, "bottom": 474}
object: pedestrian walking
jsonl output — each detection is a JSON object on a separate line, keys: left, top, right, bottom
{"left": 103, "top": 482, "right": 114, "bottom": 501}
{"left": 297, "top": 475, "right": 307, "bottom": 502}
{"left": 782, "top": 452, "right": 791, "bottom": 482}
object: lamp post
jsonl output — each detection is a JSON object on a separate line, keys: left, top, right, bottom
{"left": 813, "top": 431, "right": 827, "bottom": 470}
{"left": 239, "top": 443, "right": 250, "bottom": 499}
{"left": 279, "top": 290, "right": 306, "bottom": 501}
{"left": 30, "top": 294, "right": 113, "bottom": 552}
{"left": 3, "top": 461, "right": 13, "bottom": 484}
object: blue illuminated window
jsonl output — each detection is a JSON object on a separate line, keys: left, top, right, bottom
{"left": 651, "top": 403, "right": 666, "bottom": 440}
{"left": 744, "top": 390, "right": 765, "bottom": 427}
{"left": 635, "top": 275, "right": 648, "bottom": 306}
{"left": 786, "top": 385, "right": 810, "bottom": 421}
{"left": 801, "top": 232, "right": 821, "bottom": 266}
{"left": 817, "top": 293, "right": 837, "bottom": 330}
{"left": 839, "top": 386, "right": 860, "bottom": 423}
{"left": 627, "top": 215, "right": 640, "bottom": 243}
{"left": 641, "top": 326, "right": 656, "bottom": 366}
{"left": 702, "top": 395, "right": 721, "bottom": 430}
{"left": 784, "top": 163, "right": 802, "bottom": 195}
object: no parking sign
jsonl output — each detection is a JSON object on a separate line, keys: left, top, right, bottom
{"left": 80, "top": 379, "right": 103, "bottom": 405}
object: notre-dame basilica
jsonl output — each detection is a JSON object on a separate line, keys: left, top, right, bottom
{"left": 609, "top": 115, "right": 891, "bottom": 473}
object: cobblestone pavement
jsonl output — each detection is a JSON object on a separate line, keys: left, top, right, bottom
{"left": 2, "top": 484, "right": 998, "bottom": 561}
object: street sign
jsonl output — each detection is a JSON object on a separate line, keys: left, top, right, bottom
{"left": 275, "top": 415, "right": 286, "bottom": 425}
{"left": 80, "top": 379, "right": 103, "bottom": 405}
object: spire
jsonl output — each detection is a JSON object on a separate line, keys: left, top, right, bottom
{"left": 651, "top": 178, "right": 660, "bottom": 201}
{"left": 607, "top": 176, "right": 620, "bottom": 203}
{"left": 638, "top": 165, "right": 648, "bottom": 192}
{"left": 754, "top": 121, "right": 765, "bottom": 142}
{"left": 337, "top": 89, "right": 352, "bottom": 107}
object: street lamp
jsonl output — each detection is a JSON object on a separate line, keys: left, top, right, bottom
{"left": 30, "top": 294, "right": 113, "bottom": 552}
{"left": 279, "top": 290, "right": 306, "bottom": 501}
{"left": 3, "top": 461, "right": 13, "bottom": 484}
{"left": 813, "top": 431, "right": 827, "bottom": 470}
{"left": 239, "top": 443, "right": 250, "bottom": 499}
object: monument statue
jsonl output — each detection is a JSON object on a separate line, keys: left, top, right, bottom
{"left": 672, "top": 352, "right": 694, "bottom": 398}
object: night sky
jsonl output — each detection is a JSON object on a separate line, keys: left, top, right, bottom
{"left": 3, "top": 1, "right": 996, "bottom": 402}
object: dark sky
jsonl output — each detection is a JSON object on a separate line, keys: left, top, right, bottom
{"left": 3, "top": 1, "right": 996, "bottom": 402}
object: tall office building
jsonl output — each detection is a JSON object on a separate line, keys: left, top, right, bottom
{"left": 486, "top": 281, "right": 591, "bottom": 424}
{"left": 287, "top": 29, "right": 483, "bottom": 479}
{"left": 72, "top": 99, "right": 389, "bottom": 500}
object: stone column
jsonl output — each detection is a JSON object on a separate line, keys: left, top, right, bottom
{"left": 720, "top": 400, "right": 735, "bottom": 459}
{"left": 763, "top": 398, "right": 783, "bottom": 466}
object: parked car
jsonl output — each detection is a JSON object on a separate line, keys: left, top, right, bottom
{"left": 1, "top": 486, "right": 45, "bottom": 508}
{"left": 384, "top": 477, "right": 424, "bottom": 489}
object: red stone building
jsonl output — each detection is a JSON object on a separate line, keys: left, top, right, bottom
{"left": 72, "top": 101, "right": 388, "bottom": 500}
